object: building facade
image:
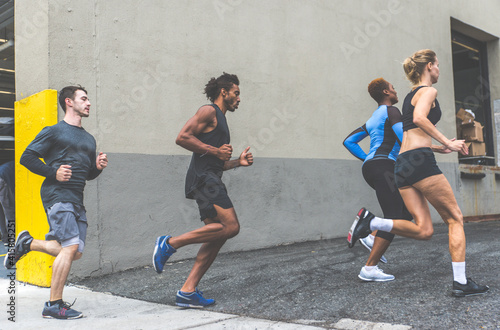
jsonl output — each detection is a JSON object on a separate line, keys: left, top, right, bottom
{"left": 13, "top": 0, "right": 500, "bottom": 278}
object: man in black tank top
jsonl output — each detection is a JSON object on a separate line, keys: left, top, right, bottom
{"left": 152, "top": 73, "right": 254, "bottom": 308}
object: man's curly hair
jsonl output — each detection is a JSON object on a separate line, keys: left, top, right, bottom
{"left": 204, "top": 72, "right": 239, "bottom": 102}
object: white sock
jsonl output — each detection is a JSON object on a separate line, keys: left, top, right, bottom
{"left": 370, "top": 217, "right": 393, "bottom": 233}
{"left": 452, "top": 262, "right": 466, "bottom": 284}
{"left": 363, "top": 265, "right": 377, "bottom": 272}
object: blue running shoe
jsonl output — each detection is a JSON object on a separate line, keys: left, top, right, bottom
{"left": 152, "top": 235, "right": 176, "bottom": 273}
{"left": 176, "top": 288, "right": 215, "bottom": 308}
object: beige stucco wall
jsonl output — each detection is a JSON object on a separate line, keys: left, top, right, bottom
{"left": 16, "top": 0, "right": 500, "bottom": 159}
{"left": 14, "top": 0, "right": 500, "bottom": 278}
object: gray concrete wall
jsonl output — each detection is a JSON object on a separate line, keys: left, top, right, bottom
{"left": 14, "top": 0, "right": 500, "bottom": 278}
{"left": 458, "top": 165, "right": 500, "bottom": 216}
{"left": 14, "top": 0, "right": 50, "bottom": 99}
{"left": 81, "top": 154, "right": 446, "bottom": 278}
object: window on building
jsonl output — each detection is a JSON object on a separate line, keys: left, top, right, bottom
{"left": 452, "top": 30, "right": 494, "bottom": 165}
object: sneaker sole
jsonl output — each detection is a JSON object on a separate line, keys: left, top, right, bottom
{"left": 359, "top": 239, "right": 388, "bottom": 264}
{"left": 358, "top": 274, "right": 395, "bottom": 282}
{"left": 359, "top": 237, "right": 371, "bottom": 251}
{"left": 348, "top": 208, "right": 368, "bottom": 248}
{"left": 347, "top": 217, "right": 360, "bottom": 248}
{"left": 452, "top": 290, "right": 489, "bottom": 297}
{"left": 175, "top": 302, "right": 214, "bottom": 308}
{"left": 42, "top": 313, "right": 83, "bottom": 319}
{"left": 3, "top": 251, "right": 12, "bottom": 269}
{"left": 152, "top": 236, "right": 164, "bottom": 274}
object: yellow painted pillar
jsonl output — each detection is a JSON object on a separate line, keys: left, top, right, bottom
{"left": 15, "top": 90, "right": 58, "bottom": 287}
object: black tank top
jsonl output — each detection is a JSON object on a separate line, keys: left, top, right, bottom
{"left": 402, "top": 86, "right": 441, "bottom": 131}
{"left": 185, "top": 104, "right": 230, "bottom": 198}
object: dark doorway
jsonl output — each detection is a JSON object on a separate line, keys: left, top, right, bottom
{"left": 452, "top": 31, "right": 494, "bottom": 165}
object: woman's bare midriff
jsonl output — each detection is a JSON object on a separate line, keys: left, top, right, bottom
{"left": 400, "top": 128, "right": 433, "bottom": 154}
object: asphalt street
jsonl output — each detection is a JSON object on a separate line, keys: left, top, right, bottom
{"left": 73, "top": 221, "right": 500, "bottom": 329}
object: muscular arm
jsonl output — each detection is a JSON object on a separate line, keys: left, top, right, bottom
{"left": 431, "top": 144, "right": 446, "bottom": 153}
{"left": 413, "top": 88, "right": 448, "bottom": 144}
{"left": 413, "top": 88, "right": 467, "bottom": 154}
{"left": 223, "top": 159, "right": 241, "bottom": 170}
{"left": 20, "top": 149, "right": 57, "bottom": 179}
{"left": 176, "top": 105, "right": 232, "bottom": 160}
{"left": 343, "top": 125, "right": 368, "bottom": 161}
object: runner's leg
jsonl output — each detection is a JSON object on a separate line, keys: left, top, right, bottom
{"left": 179, "top": 205, "right": 239, "bottom": 292}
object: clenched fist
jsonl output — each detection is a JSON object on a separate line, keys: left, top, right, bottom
{"left": 96, "top": 152, "right": 108, "bottom": 170}
{"left": 56, "top": 165, "right": 72, "bottom": 182}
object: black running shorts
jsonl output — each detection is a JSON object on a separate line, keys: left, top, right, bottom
{"left": 394, "top": 147, "right": 442, "bottom": 188}
{"left": 191, "top": 174, "right": 233, "bottom": 221}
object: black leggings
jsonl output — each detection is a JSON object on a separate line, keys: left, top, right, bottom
{"left": 362, "top": 159, "right": 412, "bottom": 242}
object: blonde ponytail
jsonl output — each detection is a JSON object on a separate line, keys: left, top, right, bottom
{"left": 403, "top": 49, "right": 436, "bottom": 85}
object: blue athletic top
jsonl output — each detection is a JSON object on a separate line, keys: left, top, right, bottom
{"left": 402, "top": 86, "right": 441, "bottom": 131}
{"left": 343, "top": 105, "right": 403, "bottom": 163}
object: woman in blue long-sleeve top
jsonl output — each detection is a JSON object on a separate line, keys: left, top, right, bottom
{"left": 343, "top": 78, "right": 411, "bottom": 282}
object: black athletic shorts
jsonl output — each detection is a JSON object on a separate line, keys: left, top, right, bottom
{"left": 394, "top": 147, "right": 442, "bottom": 188}
{"left": 191, "top": 174, "right": 233, "bottom": 221}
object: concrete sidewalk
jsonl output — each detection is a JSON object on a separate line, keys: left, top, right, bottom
{"left": 0, "top": 278, "right": 411, "bottom": 329}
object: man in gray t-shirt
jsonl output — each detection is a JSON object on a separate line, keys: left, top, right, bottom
{"left": 4, "top": 86, "right": 108, "bottom": 319}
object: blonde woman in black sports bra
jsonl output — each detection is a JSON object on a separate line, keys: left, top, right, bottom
{"left": 347, "top": 49, "right": 489, "bottom": 297}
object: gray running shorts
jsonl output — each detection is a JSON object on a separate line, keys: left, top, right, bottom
{"left": 45, "top": 202, "right": 88, "bottom": 253}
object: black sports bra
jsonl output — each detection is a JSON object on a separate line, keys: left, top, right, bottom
{"left": 402, "top": 86, "right": 441, "bottom": 131}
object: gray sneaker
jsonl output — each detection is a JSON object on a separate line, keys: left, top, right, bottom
{"left": 4, "top": 230, "right": 33, "bottom": 269}
{"left": 358, "top": 266, "right": 395, "bottom": 282}
{"left": 42, "top": 300, "right": 83, "bottom": 319}
{"left": 359, "top": 237, "right": 388, "bottom": 264}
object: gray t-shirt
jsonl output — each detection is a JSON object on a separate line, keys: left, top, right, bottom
{"left": 21, "top": 120, "right": 101, "bottom": 209}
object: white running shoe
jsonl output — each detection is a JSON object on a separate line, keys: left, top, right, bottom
{"left": 359, "top": 236, "right": 388, "bottom": 263}
{"left": 358, "top": 266, "right": 395, "bottom": 282}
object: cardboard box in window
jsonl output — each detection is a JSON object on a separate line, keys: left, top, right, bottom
{"left": 456, "top": 108, "right": 475, "bottom": 125}
{"left": 461, "top": 122, "right": 484, "bottom": 142}
{"left": 462, "top": 141, "right": 486, "bottom": 157}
